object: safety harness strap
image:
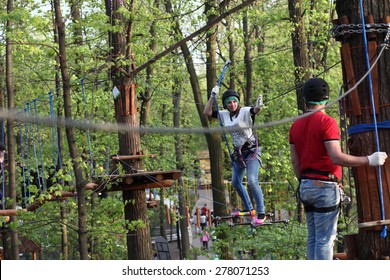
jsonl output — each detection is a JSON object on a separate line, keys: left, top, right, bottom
{"left": 304, "top": 204, "right": 339, "bottom": 213}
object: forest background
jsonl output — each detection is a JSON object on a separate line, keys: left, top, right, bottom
{"left": 0, "top": 0, "right": 356, "bottom": 260}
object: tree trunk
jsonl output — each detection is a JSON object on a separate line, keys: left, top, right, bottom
{"left": 107, "top": 0, "right": 152, "bottom": 260}
{"left": 5, "top": 0, "right": 19, "bottom": 260}
{"left": 288, "top": 0, "right": 310, "bottom": 224}
{"left": 204, "top": 0, "right": 228, "bottom": 220}
{"left": 139, "top": 0, "right": 158, "bottom": 129}
{"left": 60, "top": 205, "right": 68, "bottom": 260}
{"left": 335, "top": 0, "right": 390, "bottom": 259}
{"left": 50, "top": 0, "right": 67, "bottom": 260}
{"left": 243, "top": 10, "right": 253, "bottom": 105}
{"left": 288, "top": 0, "right": 310, "bottom": 113}
{"left": 53, "top": 0, "right": 88, "bottom": 259}
{"left": 172, "top": 79, "right": 190, "bottom": 259}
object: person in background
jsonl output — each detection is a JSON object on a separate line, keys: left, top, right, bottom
{"left": 289, "top": 77, "right": 387, "bottom": 260}
{"left": 200, "top": 229, "right": 210, "bottom": 250}
{"left": 204, "top": 86, "right": 266, "bottom": 225}
{"left": 200, "top": 213, "right": 207, "bottom": 230}
{"left": 201, "top": 203, "right": 208, "bottom": 216}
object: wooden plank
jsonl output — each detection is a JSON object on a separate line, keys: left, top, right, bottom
{"left": 340, "top": 43, "right": 361, "bottom": 116}
{"left": 358, "top": 219, "right": 390, "bottom": 228}
{"left": 0, "top": 209, "right": 26, "bottom": 216}
{"left": 108, "top": 179, "right": 174, "bottom": 191}
{"left": 94, "top": 170, "right": 181, "bottom": 180}
{"left": 111, "top": 154, "right": 157, "bottom": 161}
{"left": 368, "top": 40, "right": 379, "bottom": 115}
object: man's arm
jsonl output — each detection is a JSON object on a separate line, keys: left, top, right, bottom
{"left": 325, "top": 141, "right": 369, "bottom": 167}
{"left": 289, "top": 144, "right": 301, "bottom": 179}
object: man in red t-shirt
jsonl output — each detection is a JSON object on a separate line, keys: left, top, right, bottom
{"left": 289, "top": 77, "right": 387, "bottom": 260}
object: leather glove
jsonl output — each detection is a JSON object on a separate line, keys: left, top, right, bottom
{"left": 211, "top": 85, "right": 219, "bottom": 97}
{"left": 367, "top": 152, "right": 387, "bottom": 166}
{"left": 256, "top": 94, "right": 263, "bottom": 107}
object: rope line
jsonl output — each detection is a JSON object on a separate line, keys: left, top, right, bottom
{"left": 0, "top": 43, "right": 384, "bottom": 136}
{"left": 81, "top": 78, "right": 95, "bottom": 176}
{"left": 359, "top": 0, "right": 386, "bottom": 238}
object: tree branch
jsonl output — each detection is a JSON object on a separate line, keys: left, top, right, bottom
{"left": 129, "top": 0, "right": 256, "bottom": 77}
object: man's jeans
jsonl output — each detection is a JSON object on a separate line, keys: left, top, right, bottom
{"left": 232, "top": 148, "right": 265, "bottom": 214}
{"left": 299, "top": 179, "right": 340, "bottom": 260}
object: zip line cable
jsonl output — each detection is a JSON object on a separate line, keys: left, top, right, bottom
{"left": 0, "top": 41, "right": 386, "bottom": 137}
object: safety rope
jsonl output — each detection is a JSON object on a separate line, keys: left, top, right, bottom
{"left": 18, "top": 112, "right": 28, "bottom": 207}
{"left": 359, "top": 0, "right": 386, "bottom": 238}
{"left": 25, "top": 102, "right": 42, "bottom": 192}
{"left": 49, "top": 91, "right": 58, "bottom": 169}
{"left": 23, "top": 108, "right": 32, "bottom": 204}
{"left": 33, "top": 99, "right": 47, "bottom": 191}
{"left": 81, "top": 78, "right": 95, "bottom": 176}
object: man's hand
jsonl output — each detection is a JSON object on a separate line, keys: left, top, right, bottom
{"left": 367, "top": 152, "right": 388, "bottom": 166}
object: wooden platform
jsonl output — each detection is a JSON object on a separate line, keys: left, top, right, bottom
{"left": 93, "top": 170, "right": 182, "bottom": 191}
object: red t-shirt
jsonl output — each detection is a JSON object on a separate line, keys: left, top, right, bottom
{"left": 289, "top": 111, "right": 342, "bottom": 180}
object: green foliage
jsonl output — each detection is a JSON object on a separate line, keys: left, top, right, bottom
{"left": 0, "top": 0, "right": 348, "bottom": 259}
{"left": 210, "top": 220, "right": 307, "bottom": 260}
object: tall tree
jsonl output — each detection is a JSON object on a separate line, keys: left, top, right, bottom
{"left": 53, "top": 0, "right": 88, "bottom": 259}
{"left": 5, "top": 0, "right": 19, "bottom": 260}
{"left": 172, "top": 75, "right": 190, "bottom": 259}
{"left": 288, "top": 0, "right": 310, "bottom": 224}
{"left": 106, "top": 0, "right": 152, "bottom": 260}
{"left": 204, "top": 0, "right": 228, "bottom": 222}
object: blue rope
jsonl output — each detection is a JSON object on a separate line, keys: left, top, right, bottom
{"left": 214, "top": 61, "right": 252, "bottom": 211}
{"left": 27, "top": 102, "right": 43, "bottom": 192}
{"left": 359, "top": 0, "right": 386, "bottom": 238}
{"left": 49, "top": 92, "right": 58, "bottom": 169}
{"left": 23, "top": 108, "right": 31, "bottom": 203}
{"left": 18, "top": 113, "right": 28, "bottom": 207}
{"left": 81, "top": 78, "right": 95, "bottom": 176}
{"left": 348, "top": 120, "right": 390, "bottom": 135}
{"left": 33, "top": 99, "right": 47, "bottom": 191}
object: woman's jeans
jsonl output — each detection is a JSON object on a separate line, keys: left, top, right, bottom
{"left": 299, "top": 179, "right": 340, "bottom": 260}
{"left": 231, "top": 149, "right": 265, "bottom": 214}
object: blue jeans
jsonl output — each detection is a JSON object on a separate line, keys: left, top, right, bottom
{"left": 231, "top": 148, "right": 265, "bottom": 214}
{"left": 299, "top": 179, "right": 340, "bottom": 260}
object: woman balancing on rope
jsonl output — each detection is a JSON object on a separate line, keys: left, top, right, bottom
{"left": 289, "top": 77, "right": 387, "bottom": 260}
{"left": 204, "top": 86, "right": 266, "bottom": 225}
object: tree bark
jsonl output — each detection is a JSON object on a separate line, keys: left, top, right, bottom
{"left": 335, "top": 0, "right": 390, "bottom": 259}
{"left": 172, "top": 77, "right": 190, "bottom": 259}
{"left": 53, "top": 0, "right": 88, "bottom": 260}
{"left": 288, "top": 0, "right": 310, "bottom": 224}
{"left": 107, "top": 0, "right": 152, "bottom": 260}
{"left": 6, "top": 0, "right": 19, "bottom": 260}
{"left": 243, "top": 10, "right": 253, "bottom": 106}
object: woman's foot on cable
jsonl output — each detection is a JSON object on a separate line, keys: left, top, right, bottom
{"left": 251, "top": 213, "right": 266, "bottom": 225}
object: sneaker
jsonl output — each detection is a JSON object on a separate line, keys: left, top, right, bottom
{"left": 251, "top": 213, "right": 266, "bottom": 225}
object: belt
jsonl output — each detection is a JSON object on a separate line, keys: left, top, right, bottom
{"left": 301, "top": 179, "right": 338, "bottom": 187}
{"left": 301, "top": 169, "right": 338, "bottom": 182}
